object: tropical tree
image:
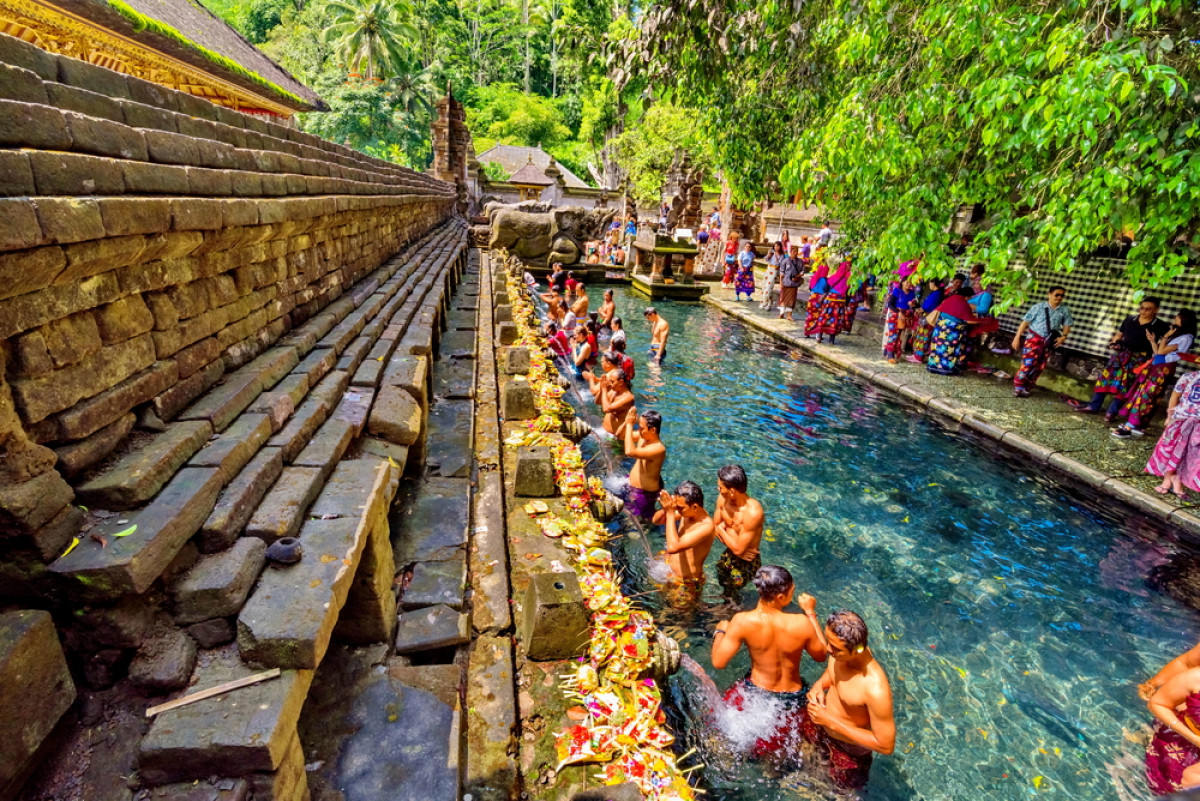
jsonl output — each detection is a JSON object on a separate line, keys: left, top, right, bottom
{"left": 324, "top": 0, "right": 417, "bottom": 80}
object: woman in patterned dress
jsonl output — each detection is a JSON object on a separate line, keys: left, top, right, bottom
{"left": 815, "top": 258, "right": 852, "bottom": 344}
{"left": 908, "top": 278, "right": 945, "bottom": 363}
{"left": 1146, "top": 368, "right": 1200, "bottom": 498}
{"left": 803, "top": 251, "right": 831, "bottom": 338}
{"left": 882, "top": 278, "right": 919, "bottom": 362}
{"left": 1114, "top": 310, "right": 1196, "bottom": 438}
{"left": 924, "top": 286, "right": 980, "bottom": 375}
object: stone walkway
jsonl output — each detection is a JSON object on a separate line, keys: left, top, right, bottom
{"left": 702, "top": 286, "right": 1200, "bottom": 539}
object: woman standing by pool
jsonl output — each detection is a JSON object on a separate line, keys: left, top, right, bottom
{"left": 924, "top": 285, "right": 980, "bottom": 375}
{"left": 814, "top": 256, "right": 852, "bottom": 344}
{"left": 735, "top": 241, "right": 757, "bottom": 301}
{"left": 804, "top": 251, "right": 831, "bottom": 338}
{"left": 722, "top": 232, "right": 740, "bottom": 286}
{"left": 761, "top": 241, "right": 785, "bottom": 310}
{"left": 882, "top": 278, "right": 919, "bottom": 363}
{"left": 1114, "top": 309, "right": 1196, "bottom": 439}
{"left": 907, "top": 278, "right": 945, "bottom": 363}
{"left": 1011, "top": 286, "right": 1073, "bottom": 398}
{"left": 1146, "top": 367, "right": 1200, "bottom": 498}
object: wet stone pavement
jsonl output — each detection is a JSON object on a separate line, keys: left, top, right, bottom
{"left": 704, "top": 284, "right": 1200, "bottom": 539}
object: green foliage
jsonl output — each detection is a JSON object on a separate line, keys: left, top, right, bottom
{"left": 324, "top": 0, "right": 418, "bottom": 80}
{"left": 627, "top": 0, "right": 1200, "bottom": 303}
{"left": 483, "top": 161, "right": 511, "bottom": 181}
{"left": 466, "top": 83, "right": 572, "bottom": 145}
{"left": 608, "top": 103, "right": 708, "bottom": 206}
{"left": 299, "top": 75, "right": 430, "bottom": 166}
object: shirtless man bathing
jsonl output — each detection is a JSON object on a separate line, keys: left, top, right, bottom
{"left": 644, "top": 307, "right": 670, "bottom": 364}
{"left": 805, "top": 609, "right": 896, "bottom": 791}
{"left": 711, "top": 565, "right": 827, "bottom": 762}
{"left": 621, "top": 406, "right": 666, "bottom": 521}
{"left": 651, "top": 480, "right": 715, "bottom": 607}
{"left": 582, "top": 358, "right": 635, "bottom": 438}
{"left": 713, "top": 464, "right": 765, "bottom": 603}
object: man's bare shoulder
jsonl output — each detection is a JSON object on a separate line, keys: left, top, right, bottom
{"left": 865, "top": 660, "right": 892, "bottom": 693}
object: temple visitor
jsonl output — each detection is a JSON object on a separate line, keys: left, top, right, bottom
{"left": 804, "top": 253, "right": 831, "bottom": 338}
{"left": 882, "top": 277, "right": 919, "bottom": 363}
{"left": 570, "top": 325, "right": 595, "bottom": 377}
{"left": 907, "top": 278, "right": 945, "bottom": 363}
{"left": 779, "top": 229, "right": 791, "bottom": 252}
{"left": 924, "top": 285, "right": 981, "bottom": 375}
{"left": 1146, "top": 366, "right": 1200, "bottom": 499}
{"left": 799, "top": 235, "right": 814, "bottom": 271}
{"left": 645, "top": 307, "right": 670, "bottom": 364}
{"left": 696, "top": 224, "right": 710, "bottom": 246}
{"left": 624, "top": 215, "right": 638, "bottom": 238}
{"left": 1114, "top": 309, "right": 1196, "bottom": 438}
{"left": 712, "top": 566, "right": 827, "bottom": 762}
{"left": 570, "top": 281, "right": 589, "bottom": 317}
{"left": 610, "top": 316, "right": 626, "bottom": 350}
{"left": 1145, "top": 659, "right": 1200, "bottom": 793}
{"left": 621, "top": 407, "right": 666, "bottom": 520}
{"left": 1011, "top": 286, "right": 1073, "bottom": 398}
{"left": 722, "top": 231, "right": 741, "bottom": 286}
{"left": 813, "top": 255, "right": 852, "bottom": 344}
{"left": 550, "top": 261, "right": 568, "bottom": 294}
{"left": 713, "top": 464, "right": 765, "bottom": 603}
{"left": 597, "top": 288, "right": 616, "bottom": 331}
{"left": 761, "top": 240, "right": 785, "bottom": 310}
{"left": 777, "top": 247, "right": 803, "bottom": 321}
{"left": 650, "top": 480, "right": 715, "bottom": 608}
{"left": 609, "top": 335, "right": 635, "bottom": 385}
{"left": 599, "top": 367, "right": 635, "bottom": 438}
{"left": 544, "top": 321, "right": 570, "bottom": 358}
{"left": 610, "top": 244, "right": 626, "bottom": 265}
{"left": 710, "top": 207, "right": 721, "bottom": 226}
{"left": 734, "top": 241, "right": 756, "bottom": 301}
{"left": 582, "top": 351, "right": 618, "bottom": 397}
{"left": 817, "top": 220, "right": 834, "bottom": 248}
{"left": 564, "top": 271, "right": 579, "bottom": 297}
{"left": 804, "top": 610, "right": 896, "bottom": 791}
{"left": 561, "top": 304, "right": 577, "bottom": 337}
{"left": 1069, "top": 297, "right": 1170, "bottom": 420}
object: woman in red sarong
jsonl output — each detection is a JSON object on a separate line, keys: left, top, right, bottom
{"left": 803, "top": 252, "right": 830, "bottom": 338}
{"left": 815, "top": 258, "right": 852, "bottom": 344}
{"left": 1146, "top": 665, "right": 1200, "bottom": 794}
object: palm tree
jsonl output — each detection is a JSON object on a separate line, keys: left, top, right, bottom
{"left": 324, "top": 0, "right": 416, "bottom": 81}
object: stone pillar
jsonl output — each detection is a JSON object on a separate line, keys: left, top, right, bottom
{"left": 681, "top": 255, "right": 696, "bottom": 284}
{"left": 649, "top": 254, "right": 666, "bottom": 283}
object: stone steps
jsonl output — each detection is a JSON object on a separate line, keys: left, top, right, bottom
{"left": 49, "top": 222, "right": 467, "bottom": 600}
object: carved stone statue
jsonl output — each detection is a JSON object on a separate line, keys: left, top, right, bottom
{"left": 488, "top": 205, "right": 617, "bottom": 267}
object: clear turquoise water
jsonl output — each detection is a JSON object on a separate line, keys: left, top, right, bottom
{"left": 560, "top": 288, "right": 1200, "bottom": 800}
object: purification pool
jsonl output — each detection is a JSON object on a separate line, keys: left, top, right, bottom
{"left": 557, "top": 287, "right": 1200, "bottom": 800}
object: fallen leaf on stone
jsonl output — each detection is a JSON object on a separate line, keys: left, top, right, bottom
{"left": 113, "top": 524, "right": 137, "bottom": 537}
{"left": 90, "top": 533, "right": 108, "bottom": 548}
{"left": 310, "top": 579, "right": 322, "bottom": 588}
{"left": 61, "top": 537, "right": 80, "bottom": 558}
{"left": 525, "top": 553, "right": 542, "bottom": 560}
{"left": 321, "top": 555, "right": 337, "bottom": 563}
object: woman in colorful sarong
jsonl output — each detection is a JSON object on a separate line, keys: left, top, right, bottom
{"left": 907, "top": 278, "right": 945, "bottom": 363}
{"left": 761, "top": 241, "right": 785, "bottom": 309}
{"left": 1068, "top": 297, "right": 1170, "bottom": 420}
{"left": 1146, "top": 368, "right": 1200, "bottom": 498}
{"left": 815, "top": 258, "right": 852, "bottom": 344}
{"left": 803, "top": 251, "right": 831, "bottom": 338}
{"left": 882, "top": 278, "right": 919, "bottom": 363}
{"left": 1145, "top": 664, "right": 1200, "bottom": 793}
{"left": 1011, "top": 286, "right": 1072, "bottom": 398}
{"left": 1114, "top": 310, "right": 1196, "bottom": 439}
{"left": 734, "top": 241, "right": 757, "bottom": 301}
{"left": 722, "top": 232, "right": 740, "bottom": 286}
{"left": 924, "top": 285, "right": 980, "bottom": 375}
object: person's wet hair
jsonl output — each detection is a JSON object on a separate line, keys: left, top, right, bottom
{"left": 717, "top": 464, "right": 748, "bottom": 493}
{"left": 611, "top": 368, "right": 628, "bottom": 386}
{"left": 546, "top": 322, "right": 558, "bottom": 334}
{"left": 611, "top": 337, "right": 626, "bottom": 353}
{"left": 589, "top": 312, "right": 599, "bottom": 325}
{"left": 612, "top": 316, "right": 623, "bottom": 329}
{"left": 643, "top": 307, "right": 657, "bottom": 317}
{"left": 601, "top": 351, "right": 618, "bottom": 369}
{"left": 754, "top": 565, "right": 794, "bottom": 602}
{"left": 605, "top": 289, "right": 614, "bottom": 299}
{"left": 827, "top": 609, "right": 869, "bottom": 650}
{"left": 675, "top": 480, "right": 704, "bottom": 508}
{"left": 641, "top": 409, "right": 662, "bottom": 432}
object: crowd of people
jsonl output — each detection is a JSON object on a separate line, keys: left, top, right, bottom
{"left": 524, "top": 271, "right": 895, "bottom": 793}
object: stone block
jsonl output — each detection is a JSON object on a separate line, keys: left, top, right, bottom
{"left": 33, "top": 197, "right": 105, "bottom": 245}
{"left": 502, "top": 378, "right": 538, "bottom": 421}
{"left": 54, "top": 411, "right": 135, "bottom": 476}
{"left": 77, "top": 420, "right": 212, "bottom": 509}
{"left": 247, "top": 392, "right": 294, "bottom": 433}
{"left": 496, "top": 322, "right": 517, "bottom": 345}
{"left": 0, "top": 468, "right": 74, "bottom": 534}
{"left": 186, "top": 618, "right": 235, "bottom": 649}
{"left": 391, "top": 477, "right": 469, "bottom": 565}
{"left": 0, "top": 99, "right": 72, "bottom": 151}
{"left": 238, "top": 516, "right": 370, "bottom": 669}
{"left": 268, "top": 397, "right": 328, "bottom": 464}
{"left": 129, "top": 626, "right": 197, "bottom": 693}
{"left": 503, "top": 346, "right": 531, "bottom": 375}
{"left": 154, "top": 358, "right": 224, "bottom": 421}
{"left": 333, "top": 387, "right": 374, "bottom": 435}
{"left": 357, "top": 437, "right": 409, "bottom": 471}
{"left": 21, "top": 504, "right": 85, "bottom": 563}
{"left": 244, "top": 466, "right": 323, "bottom": 543}
{"left": 267, "top": 373, "right": 310, "bottom": 409}
{"left": 514, "top": 446, "right": 555, "bottom": 497}
{"left": 394, "top": 604, "right": 468, "bottom": 654}
{"left": 53, "top": 359, "right": 177, "bottom": 440}
{"left": 380, "top": 354, "right": 428, "bottom": 407}
{"left": 171, "top": 537, "right": 267, "bottom": 624}
{"left": 368, "top": 385, "right": 422, "bottom": 446}
{"left": 93, "top": 294, "right": 155, "bottom": 345}
{"left": 29, "top": 149, "right": 125, "bottom": 195}
{"left": 51, "top": 467, "right": 224, "bottom": 599}
{"left": 10, "top": 332, "right": 155, "bottom": 423}
{"left": 198, "top": 447, "right": 282, "bottom": 553}
{"left": 63, "top": 596, "right": 154, "bottom": 651}
{"left": 138, "top": 648, "right": 314, "bottom": 783}
{"left": 243, "top": 730, "right": 309, "bottom": 801}
{"left": 0, "top": 246, "right": 67, "bottom": 305}
{"left": 401, "top": 557, "right": 466, "bottom": 610}
{"left": 145, "top": 779, "right": 249, "bottom": 801}
{"left": 464, "top": 635, "right": 518, "bottom": 801}
{"left": 308, "top": 369, "right": 350, "bottom": 412}
{"left": 0, "top": 153, "right": 35, "bottom": 202}
{"left": 292, "top": 418, "right": 355, "bottom": 480}
{"left": 334, "top": 334, "right": 372, "bottom": 374}
{"left": 65, "top": 112, "right": 147, "bottom": 161}
{"left": 42, "top": 309, "right": 102, "bottom": 368}
{"left": 187, "top": 413, "right": 271, "bottom": 483}
{"left": 333, "top": 508, "right": 397, "bottom": 645}
{"left": 494, "top": 304, "right": 513, "bottom": 323}
{"left": 521, "top": 571, "right": 589, "bottom": 661}
{"left": 0, "top": 610, "right": 76, "bottom": 800}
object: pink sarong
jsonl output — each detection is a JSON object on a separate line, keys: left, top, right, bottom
{"left": 1146, "top": 416, "right": 1200, "bottom": 492}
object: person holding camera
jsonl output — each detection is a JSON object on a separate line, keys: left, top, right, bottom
{"left": 1068, "top": 297, "right": 1170, "bottom": 420}
{"left": 1011, "top": 286, "right": 1073, "bottom": 398}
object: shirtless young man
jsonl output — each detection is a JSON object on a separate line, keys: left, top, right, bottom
{"left": 644, "top": 307, "right": 670, "bottom": 364}
{"left": 805, "top": 610, "right": 896, "bottom": 791}
{"left": 713, "top": 464, "right": 765, "bottom": 603}
{"left": 599, "top": 369, "right": 634, "bottom": 438}
{"left": 571, "top": 282, "right": 590, "bottom": 317}
{"left": 651, "top": 481, "right": 715, "bottom": 606}
{"left": 712, "top": 566, "right": 827, "bottom": 761}
{"left": 598, "top": 289, "right": 616, "bottom": 330}
{"left": 622, "top": 406, "right": 666, "bottom": 521}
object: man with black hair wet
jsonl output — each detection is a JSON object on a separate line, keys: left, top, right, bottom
{"left": 621, "top": 407, "right": 666, "bottom": 520}
{"left": 713, "top": 464, "right": 765, "bottom": 603}
{"left": 651, "top": 480, "right": 715, "bottom": 607}
{"left": 804, "top": 609, "right": 895, "bottom": 790}
{"left": 711, "top": 565, "right": 827, "bottom": 763}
